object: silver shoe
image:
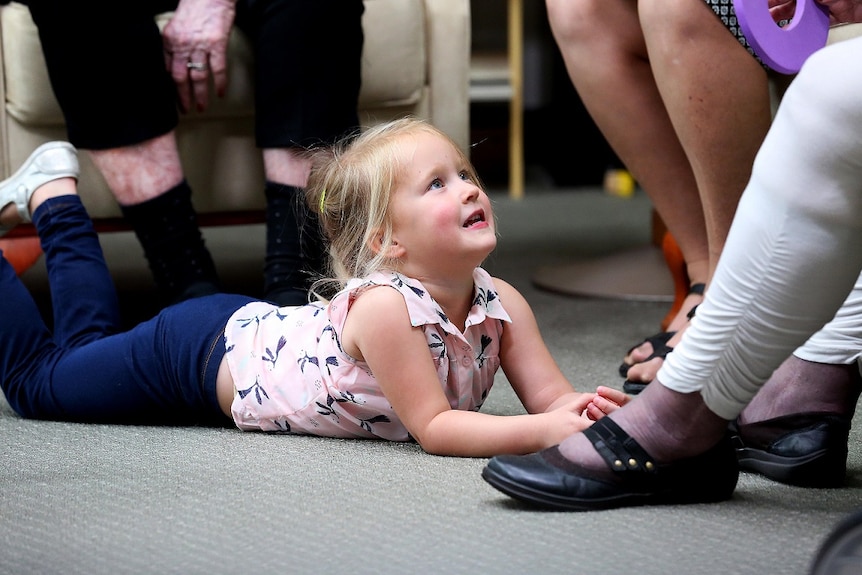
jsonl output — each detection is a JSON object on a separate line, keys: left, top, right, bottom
{"left": 0, "top": 141, "right": 79, "bottom": 237}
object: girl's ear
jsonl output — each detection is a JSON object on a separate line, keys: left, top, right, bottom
{"left": 385, "top": 239, "right": 407, "bottom": 260}
{"left": 369, "top": 229, "right": 406, "bottom": 259}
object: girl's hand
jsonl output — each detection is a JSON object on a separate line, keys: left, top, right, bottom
{"left": 539, "top": 405, "right": 601, "bottom": 448}
{"left": 519, "top": 387, "right": 631, "bottom": 451}
{"left": 537, "top": 389, "right": 627, "bottom": 447}
{"left": 582, "top": 386, "right": 630, "bottom": 422}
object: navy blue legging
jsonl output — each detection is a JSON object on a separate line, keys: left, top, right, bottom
{"left": 0, "top": 196, "right": 254, "bottom": 425}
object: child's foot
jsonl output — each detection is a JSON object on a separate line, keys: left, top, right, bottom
{"left": 0, "top": 142, "right": 79, "bottom": 236}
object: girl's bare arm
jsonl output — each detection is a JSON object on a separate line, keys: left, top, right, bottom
{"left": 342, "top": 286, "right": 607, "bottom": 457}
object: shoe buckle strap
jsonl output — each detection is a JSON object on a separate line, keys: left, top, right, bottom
{"left": 584, "top": 417, "right": 658, "bottom": 476}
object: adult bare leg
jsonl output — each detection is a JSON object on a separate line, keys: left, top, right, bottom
{"left": 546, "top": 0, "right": 708, "bottom": 370}
{"left": 622, "top": 0, "right": 773, "bottom": 383}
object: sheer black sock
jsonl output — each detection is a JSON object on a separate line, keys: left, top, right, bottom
{"left": 120, "top": 180, "right": 220, "bottom": 304}
{"left": 739, "top": 356, "right": 862, "bottom": 424}
{"left": 263, "top": 182, "right": 326, "bottom": 306}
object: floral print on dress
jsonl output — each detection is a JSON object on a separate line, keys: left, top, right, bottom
{"left": 224, "top": 268, "right": 511, "bottom": 441}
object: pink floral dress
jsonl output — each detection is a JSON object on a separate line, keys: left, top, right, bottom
{"left": 225, "top": 268, "right": 511, "bottom": 440}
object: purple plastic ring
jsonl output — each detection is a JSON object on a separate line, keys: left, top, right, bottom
{"left": 733, "top": 0, "right": 830, "bottom": 74}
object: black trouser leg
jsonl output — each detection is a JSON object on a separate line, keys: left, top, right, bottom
{"left": 263, "top": 182, "right": 326, "bottom": 306}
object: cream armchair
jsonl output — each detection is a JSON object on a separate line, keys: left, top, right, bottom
{"left": 0, "top": 0, "right": 470, "bottom": 227}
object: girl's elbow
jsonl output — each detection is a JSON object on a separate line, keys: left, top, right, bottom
{"left": 412, "top": 424, "right": 469, "bottom": 456}
{"left": 414, "top": 433, "right": 452, "bottom": 456}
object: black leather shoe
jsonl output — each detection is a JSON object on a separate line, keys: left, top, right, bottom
{"left": 729, "top": 412, "right": 851, "bottom": 488}
{"left": 481, "top": 417, "right": 738, "bottom": 511}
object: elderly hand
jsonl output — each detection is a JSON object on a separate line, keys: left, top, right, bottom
{"left": 767, "top": 0, "right": 799, "bottom": 22}
{"left": 163, "top": 0, "right": 237, "bottom": 113}
{"left": 768, "top": 0, "right": 862, "bottom": 25}
{"left": 816, "top": 0, "right": 862, "bottom": 23}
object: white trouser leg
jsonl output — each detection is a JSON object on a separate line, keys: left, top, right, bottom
{"left": 657, "top": 37, "right": 862, "bottom": 420}
{"left": 793, "top": 271, "right": 862, "bottom": 365}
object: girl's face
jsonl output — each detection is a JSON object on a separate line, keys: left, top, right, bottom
{"left": 386, "top": 131, "right": 497, "bottom": 275}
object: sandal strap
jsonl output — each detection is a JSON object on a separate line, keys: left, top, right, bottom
{"left": 625, "top": 330, "right": 675, "bottom": 357}
{"left": 687, "top": 303, "right": 700, "bottom": 320}
{"left": 583, "top": 417, "right": 658, "bottom": 477}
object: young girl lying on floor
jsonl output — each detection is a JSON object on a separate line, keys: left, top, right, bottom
{"left": 0, "top": 118, "right": 627, "bottom": 457}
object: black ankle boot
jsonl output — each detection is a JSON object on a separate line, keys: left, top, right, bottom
{"left": 263, "top": 183, "right": 327, "bottom": 306}
{"left": 120, "top": 180, "right": 220, "bottom": 304}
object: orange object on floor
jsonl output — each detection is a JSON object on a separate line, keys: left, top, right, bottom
{"left": 660, "top": 231, "right": 689, "bottom": 331}
{"left": 0, "top": 237, "right": 43, "bottom": 275}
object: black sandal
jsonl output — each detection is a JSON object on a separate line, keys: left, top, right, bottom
{"left": 617, "top": 283, "right": 705, "bottom": 379}
{"left": 618, "top": 330, "right": 675, "bottom": 378}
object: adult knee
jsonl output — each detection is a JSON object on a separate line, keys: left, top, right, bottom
{"left": 546, "top": 0, "right": 609, "bottom": 48}
{"left": 639, "top": 0, "right": 703, "bottom": 45}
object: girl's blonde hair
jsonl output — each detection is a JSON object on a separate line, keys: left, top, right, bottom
{"left": 306, "top": 117, "right": 480, "bottom": 295}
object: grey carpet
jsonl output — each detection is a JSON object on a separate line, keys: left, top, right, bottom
{"left": 2, "top": 189, "right": 859, "bottom": 575}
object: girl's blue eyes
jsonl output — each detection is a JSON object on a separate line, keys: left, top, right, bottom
{"left": 428, "top": 171, "right": 471, "bottom": 190}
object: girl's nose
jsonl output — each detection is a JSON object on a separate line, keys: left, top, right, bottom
{"left": 461, "top": 181, "right": 481, "bottom": 202}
